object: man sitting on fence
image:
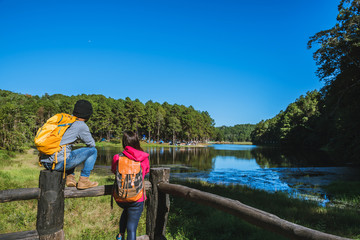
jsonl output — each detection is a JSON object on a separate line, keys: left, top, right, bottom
{"left": 39, "top": 100, "right": 98, "bottom": 189}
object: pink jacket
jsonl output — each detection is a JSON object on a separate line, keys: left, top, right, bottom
{"left": 112, "top": 146, "right": 150, "bottom": 202}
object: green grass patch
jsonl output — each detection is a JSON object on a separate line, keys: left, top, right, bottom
{"left": 324, "top": 181, "right": 360, "bottom": 207}
{"left": 63, "top": 196, "right": 147, "bottom": 239}
{"left": 0, "top": 150, "right": 16, "bottom": 168}
{"left": 0, "top": 200, "right": 37, "bottom": 233}
{"left": 95, "top": 141, "right": 121, "bottom": 148}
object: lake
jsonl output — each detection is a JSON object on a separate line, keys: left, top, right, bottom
{"left": 95, "top": 144, "right": 360, "bottom": 205}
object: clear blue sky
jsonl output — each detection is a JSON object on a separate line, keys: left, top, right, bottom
{"left": 0, "top": 0, "right": 339, "bottom": 126}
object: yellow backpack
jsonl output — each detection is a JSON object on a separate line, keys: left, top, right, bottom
{"left": 34, "top": 113, "right": 77, "bottom": 175}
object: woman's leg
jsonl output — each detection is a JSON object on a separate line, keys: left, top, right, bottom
{"left": 119, "top": 207, "right": 128, "bottom": 236}
{"left": 125, "top": 202, "right": 144, "bottom": 240}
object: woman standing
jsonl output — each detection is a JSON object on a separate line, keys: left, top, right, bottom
{"left": 112, "top": 131, "right": 150, "bottom": 240}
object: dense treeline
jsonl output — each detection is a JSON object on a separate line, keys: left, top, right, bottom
{"left": 252, "top": 0, "right": 360, "bottom": 163}
{"left": 251, "top": 90, "right": 321, "bottom": 146}
{"left": 0, "top": 90, "right": 215, "bottom": 151}
{"left": 214, "top": 124, "right": 255, "bottom": 142}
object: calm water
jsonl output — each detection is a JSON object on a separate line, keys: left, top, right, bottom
{"left": 95, "top": 144, "right": 360, "bottom": 203}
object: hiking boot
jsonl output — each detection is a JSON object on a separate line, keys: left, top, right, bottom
{"left": 77, "top": 176, "right": 98, "bottom": 190}
{"left": 66, "top": 174, "right": 77, "bottom": 187}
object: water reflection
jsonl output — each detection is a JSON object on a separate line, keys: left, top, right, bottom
{"left": 213, "top": 156, "right": 260, "bottom": 171}
{"left": 251, "top": 146, "right": 341, "bottom": 168}
{"left": 93, "top": 144, "right": 360, "bottom": 203}
{"left": 95, "top": 144, "right": 332, "bottom": 168}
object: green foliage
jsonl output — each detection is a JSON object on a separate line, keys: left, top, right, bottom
{"left": 307, "top": 0, "right": 360, "bottom": 162}
{"left": 0, "top": 90, "right": 215, "bottom": 151}
{"left": 168, "top": 116, "right": 182, "bottom": 143}
{"left": 251, "top": 90, "right": 321, "bottom": 146}
{"left": 0, "top": 91, "right": 37, "bottom": 152}
{"left": 215, "top": 124, "right": 255, "bottom": 142}
{"left": 308, "top": 0, "right": 360, "bottom": 85}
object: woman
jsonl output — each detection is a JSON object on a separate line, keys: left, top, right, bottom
{"left": 112, "top": 131, "right": 150, "bottom": 240}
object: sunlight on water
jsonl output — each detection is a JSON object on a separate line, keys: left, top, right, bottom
{"left": 95, "top": 144, "right": 360, "bottom": 205}
{"left": 213, "top": 156, "right": 261, "bottom": 171}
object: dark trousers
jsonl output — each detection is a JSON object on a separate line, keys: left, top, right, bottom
{"left": 117, "top": 201, "right": 144, "bottom": 240}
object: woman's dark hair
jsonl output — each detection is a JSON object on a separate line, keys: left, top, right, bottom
{"left": 122, "top": 131, "right": 143, "bottom": 151}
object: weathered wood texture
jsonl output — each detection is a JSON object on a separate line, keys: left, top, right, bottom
{"left": 0, "top": 188, "right": 40, "bottom": 203}
{"left": 146, "top": 168, "right": 170, "bottom": 240}
{"left": 36, "top": 170, "right": 65, "bottom": 240}
{"left": 64, "top": 181, "right": 151, "bottom": 198}
{"left": 38, "top": 229, "right": 64, "bottom": 240}
{"left": 158, "top": 182, "right": 352, "bottom": 240}
{"left": 64, "top": 184, "right": 113, "bottom": 198}
{"left": 137, "top": 235, "right": 150, "bottom": 240}
{"left": 0, "top": 181, "right": 151, "bottom": 202}
{"left": 0, "top": 230, "right": 39, "bottom": 240}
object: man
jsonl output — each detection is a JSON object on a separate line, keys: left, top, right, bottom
{"left": 40, "top": 100, "right": 98, "bottom": 189}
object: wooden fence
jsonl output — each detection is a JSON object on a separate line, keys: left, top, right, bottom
{"left": 0, "top": 168, "right": 353, "bottom": 240}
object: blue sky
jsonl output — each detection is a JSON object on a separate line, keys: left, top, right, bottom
{"left": 0, "top": 0, "right": 339, "bottom": 126}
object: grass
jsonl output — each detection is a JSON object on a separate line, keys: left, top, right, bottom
{"left": 1, "top": 149, "right": 359, "bottom": 239}
{"left": 323, "top": 180, "right": 360, "bottom": 207}
{"left": 0, "top": 149, "right": 42, "bottom": 234}
{"left": 0, "top": 150, "right": 16, "bottom": 168}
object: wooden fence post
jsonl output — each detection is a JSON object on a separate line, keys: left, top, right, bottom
{"left": 146, "top": 168, "right": 170, "bottom": 240}
{"left": 36, "top": 170, "right": 65, "bottom": 240}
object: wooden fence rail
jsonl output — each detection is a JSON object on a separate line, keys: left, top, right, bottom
{"left": 0, "top": 188, "right": 40, "bottom": 203}
{"left": 0, "top": 167, "right": 354, "bottom": 240}
{"left": 0, "top": 183, "right": 152, "bottom": 203}
{"left": 157, "top": 182, "right": 352, "bottom": 240}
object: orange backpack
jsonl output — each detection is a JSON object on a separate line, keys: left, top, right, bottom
{"left": 113, "top": 155, "right": 144, "bottom": 203}
{"left": 34, "top": 113, "right": 77, "bottom": 175}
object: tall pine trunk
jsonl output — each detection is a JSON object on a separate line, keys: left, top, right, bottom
{"left": 157, "top": 122, "right": 160, "bottom": 142}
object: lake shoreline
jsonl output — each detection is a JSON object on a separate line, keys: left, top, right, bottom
{"left": 92, "top": 141, "right": 211, "bottom": 148}
{"left": 209, "top": 141, "right": 253, "bottom": 145}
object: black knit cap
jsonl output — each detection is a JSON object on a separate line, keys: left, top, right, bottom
{"left": 73, "top": 100, "right": 93, "bottom": 119}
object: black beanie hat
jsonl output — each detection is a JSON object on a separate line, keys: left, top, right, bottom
{"left": 73, "top": 100, "right": 93, "bottom": 119}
